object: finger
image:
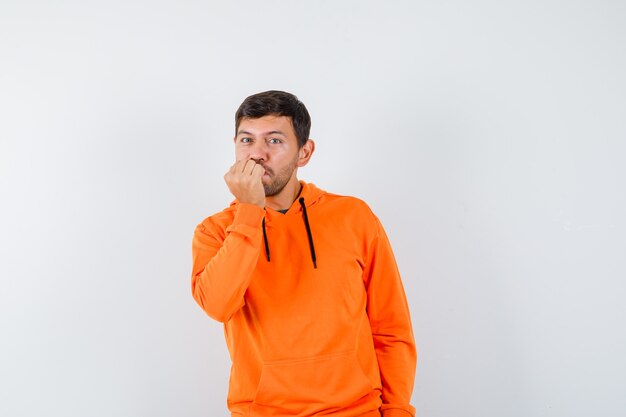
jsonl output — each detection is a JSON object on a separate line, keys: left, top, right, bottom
{"left": 243, "top": 159, "right": 259, "bottom": 175}
{"left": 251, "top": 163, "right": 265, "bottom": 178}
{"left": 229, "top": 160, "right": 243, "bottom": 174}
{"left": 239, "top": 160, "right": 251, "bottom": 173}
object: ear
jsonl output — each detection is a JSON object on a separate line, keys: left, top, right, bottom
{"left": 297, "top": 139, "right": 315, "bottom": 167}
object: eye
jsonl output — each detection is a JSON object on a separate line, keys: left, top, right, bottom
{"left": 240, "top": 137, "right": 251, "bottom": 143}
{"left": 268, "top": 138, "right": 282, "bottom": 144}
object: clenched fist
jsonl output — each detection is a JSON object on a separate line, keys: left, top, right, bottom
{"left": 224, "top": 160, "right": 266, "bottom": 208}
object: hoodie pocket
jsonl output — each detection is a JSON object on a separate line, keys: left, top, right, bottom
{"left": 251, "top": 351, "right": 372, "bottom": 413}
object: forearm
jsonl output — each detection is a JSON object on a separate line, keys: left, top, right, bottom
{"left": 191, "top": 204, "right": 264, "bottom": 322}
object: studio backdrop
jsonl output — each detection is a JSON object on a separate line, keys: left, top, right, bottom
{"left": 1, "top": 1, "right": 625, "bottom": 416}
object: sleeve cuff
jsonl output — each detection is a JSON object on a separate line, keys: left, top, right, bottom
{"left": 232, "top": 203, "right": 265, "bottom": 227}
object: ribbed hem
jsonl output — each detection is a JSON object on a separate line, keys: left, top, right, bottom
{"left": 233, "top": 203, "right": 265, "bottom": 227}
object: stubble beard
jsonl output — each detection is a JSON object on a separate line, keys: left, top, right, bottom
{"left": 262, "top": 155, "right": 298, "bottom": 197}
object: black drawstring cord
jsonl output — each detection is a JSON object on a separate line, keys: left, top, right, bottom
{"left": 260, "top": 199, "right": 317, "bottom": 269}
{"left": 262, "top": 217, "right": 270, "bottom": 262}
{"left": 299, "top": 197, "right": 317, "bottom": 269}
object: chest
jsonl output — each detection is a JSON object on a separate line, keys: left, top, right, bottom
{"left": 247, "top": 212, "right": 369, "bottom": 310}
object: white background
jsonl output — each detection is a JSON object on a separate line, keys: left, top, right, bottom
{"left": 1, "top": 1, "right": 625, "bottom": 416}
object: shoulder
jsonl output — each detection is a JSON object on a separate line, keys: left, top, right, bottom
{"left": 317, "top": 191, "right": 380, "bottom": 225}
{"left": 320, "top": 188, "right": 372, "bottom": 209}
{"left": 195, "top": 203, "right": 238, "bottom": 237}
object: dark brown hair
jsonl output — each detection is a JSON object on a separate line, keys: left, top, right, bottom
{"left": 235, "top": 90, "right": 311, "bottom": 148}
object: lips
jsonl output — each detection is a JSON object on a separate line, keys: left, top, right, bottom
{"left": 260, "top": 166, "right": 272, "bottom": 176}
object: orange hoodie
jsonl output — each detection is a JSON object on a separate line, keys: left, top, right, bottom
{"left": 191, "top": 181, "right": 416, "bottom": 417}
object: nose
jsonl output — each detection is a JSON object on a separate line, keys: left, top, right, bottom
{"left": 247, "top": 141, "right": 268, "bottom": 163}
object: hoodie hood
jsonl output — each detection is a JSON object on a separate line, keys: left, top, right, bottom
{"left": 231, "top": 180, "right": 326, "bottom": 269}
{"left": 230, "top": 180, "right": 326, "bottom": 213}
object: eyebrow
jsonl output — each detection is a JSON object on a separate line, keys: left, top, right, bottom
{"left": 236, "top": 130, "right": 287, "bottom": 136}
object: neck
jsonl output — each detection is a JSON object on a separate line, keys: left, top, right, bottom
{"left": 265, "top": 176, "right": 302, "bottom": 211}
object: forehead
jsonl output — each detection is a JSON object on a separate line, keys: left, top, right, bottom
{"left": 237, "top": 115, "right": 295, "bottom": 136}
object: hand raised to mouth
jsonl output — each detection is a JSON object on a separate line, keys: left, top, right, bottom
{"left": 224, "top": 159, "right": 266, "bottom": 208}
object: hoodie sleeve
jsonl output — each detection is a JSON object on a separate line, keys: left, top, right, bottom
{"left": 363, "top": 217, "right": 417, "bottom": 417}
{"left": 191, "top": 204, "right": 265, "bottom": 323}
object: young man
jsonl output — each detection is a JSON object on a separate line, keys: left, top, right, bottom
{"left": 191, "top": 91, "right": 417, "bottom": 417}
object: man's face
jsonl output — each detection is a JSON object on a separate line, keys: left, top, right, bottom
{"left": 235, "top": 115, "right": 301, "bottom": 197}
